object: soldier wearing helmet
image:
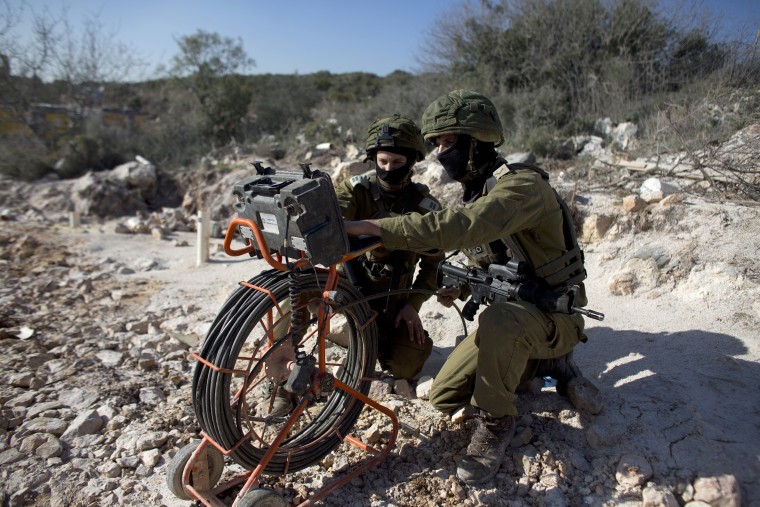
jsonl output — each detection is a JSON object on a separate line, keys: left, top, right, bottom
{"left": 344, "top": 91, "right": 601, "bottom": 484}
{"left": 334, "top": 114, "right": 444, "bottom": 381}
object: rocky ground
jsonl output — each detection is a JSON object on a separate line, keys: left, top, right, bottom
{"left": 1, "top": 124, "right": 759, "bottom": 506}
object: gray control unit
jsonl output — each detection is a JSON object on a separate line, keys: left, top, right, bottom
{"left": 232, "top": 162, "right": 349, "bottom": 266}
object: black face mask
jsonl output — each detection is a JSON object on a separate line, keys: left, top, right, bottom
{"left": 473, "top": 141, "right": 496, "bottom": 172}
{"left": 375, "top": 162, "right": 413, "bottom": 186}
{"left": 437, "top": 135, "right": 472, "bottom": 181}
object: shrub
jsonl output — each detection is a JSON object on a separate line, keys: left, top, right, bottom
{"left": 0, "top": 135, "right": 54, "bottom": 181}
{"left": 519, "top": 126, "right": 559, "bottom": 158}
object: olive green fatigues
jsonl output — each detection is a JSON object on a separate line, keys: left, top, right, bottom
{"left": 377, "top": 164, "right": 587, "bottom": 417}
{"left": 335, "top": 174, "right": 444, "bottom": 380}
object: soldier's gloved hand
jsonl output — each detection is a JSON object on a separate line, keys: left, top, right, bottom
{"left": 395, "top": 305, "right": 425, "bottom": 344}
{"left": 436, "top": 286, "right": 460, "bottom": 308}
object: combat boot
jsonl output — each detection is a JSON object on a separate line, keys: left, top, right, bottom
{"left": 456, "top": 412, "right": 515, "bottom": 484}
{"left": 267, "top": 387, "right": 298, "bottom": 418}
{"left": 537, "top": 350, "right": 603, "bottom": 414}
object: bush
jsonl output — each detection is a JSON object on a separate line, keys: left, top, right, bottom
{"left": 54, "top": 126, "right": 130, "bottom": 179}
{"left": 518, "top": 126, "right": 559, "bottom": 158}
{"left": 135, "top": 110, "right": 207, "bottom": 168}
{"left": 0, "top": 135, "right": 54, "bottom": 181}
{"left": 299, "top": 118, "right": 344, "bottom": 149}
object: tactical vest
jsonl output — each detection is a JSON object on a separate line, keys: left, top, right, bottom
{"left": 461, "top": 163, "right": 587, "bottom": 290}
{"left": 348, "top": 174, "right": 440, "bottom": 295}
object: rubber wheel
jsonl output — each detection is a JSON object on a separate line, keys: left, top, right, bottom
{"left": 166, "top": 440, "right": 225, "bottom": 500}
{"left": 192, "top": 268, "right": 378, "bottom": 474}
{"left": 236, "top": 488, "right": 288, "bottom": 507}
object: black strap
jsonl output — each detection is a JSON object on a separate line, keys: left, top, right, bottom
{"left": 500, "top": 163, "right": 588, "bottom": 288}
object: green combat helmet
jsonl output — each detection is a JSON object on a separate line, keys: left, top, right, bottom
{"left": 365, "top": 114, "right": 426, "bottom": 162}
{"left": 421, "top": 90, "right": 504, "bottom": 147}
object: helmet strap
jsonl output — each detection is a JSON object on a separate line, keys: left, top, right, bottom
{"left": 465, "top": 137, "right": 479, "bottom": 180}
{"left": 453, "top": 138, "right": 495, "bottom": 183}
{"left": 461, "top": 140, "right": 498, "bottom": 203}
{"left": 473, "top": 140, "right": 497, "bottom": 176}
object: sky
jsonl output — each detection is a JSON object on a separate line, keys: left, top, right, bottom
{"left": 11, "top": 0, "right": 463, "bottom": 78}
{"left": 11, "top": 0, "right": 760, "bottom": 79}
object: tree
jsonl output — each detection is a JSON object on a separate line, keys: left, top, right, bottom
{"left": 0, "top": 1, "right": 57, "bottom": 110}
{"left": 54, "top": 13, "right": 147, "bottom": 111}
{"left": 667, "top": 30, "right": 726, "bottom": 88}
{"left": 171, "top": 30, "right": 254, "bottom": 147}
{"left": 249, "top": 74, "right": 320, "bottom": 138}
{"left": 419, "top": 0, "right": 731, "bottom": 148}
{"left": 0, "top": 3, "right": 148, "bottom": 180}
{"left": 1, "top": 3, "right": 146, "bottom": 109}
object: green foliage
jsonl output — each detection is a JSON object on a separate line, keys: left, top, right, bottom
{"left": 301, "top": 120, "right": 342, "bottom": 147}
{"left": 200, "top": 74, "right": 252, "bottom": 145}
{"left": 423, "top": 0, "right": 739, "bottom": 145}
{"left": 104, "top": 83, "right": 146, "bottom": 112}
{"left": 667, "top": 30, "right": 726, "bottom": 89}
{"left": 0, "top": 135, "right": 54, "bottom": 181}
{"left": 171, "top": 30, "right": 254, "bottom": 78}
{"left": 138, "top": 107, "right": 207, "bottom": 168}
{"left": 518, "top": 126, "right": 558, "bottom": 158}
{"left": 55, "top": 128, "right": 127, "bottom": 179}
{"left": 633, "top": 80, "right": 760, "bottom": 158}
{"left": 249, "top": 74, "right": 321, "bottom": 137}
{"left": 2, "top": 3, "right": 756, "bottom": 184}
{"left": 560, "top": 116, "right": 597, "bottom": 138}
{"left": 332, "top": 72, "right": 453, "bottom": 148}
{"left": 519, "top": 85, "right": 571, "bottom": 129}
{"left": 322, "top": 72, "right": 384, "bottom": 103}
{"left": 171, "top": 30, "right": 254, "bottom": 147}
{"left": 55, "top": 135, "right": 99, "bottom": 178}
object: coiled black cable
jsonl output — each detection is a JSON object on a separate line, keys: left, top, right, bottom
{"left": 191, "top": 268, "right": 378, "bottom": 474}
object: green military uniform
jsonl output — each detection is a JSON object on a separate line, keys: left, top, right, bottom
{"left": 376, "top": 162, "right": 587, "bottom": 417}
{"left": 336, "top": 172, "right": 444, "bottom": 380}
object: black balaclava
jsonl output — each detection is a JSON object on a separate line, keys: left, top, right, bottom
{"left": 473, "top": 141, "right": 497, "bottom": 172}
{"left": 372, "top": 147, "right": 416, "bottom": 192}
{"left": 436, "top": 134, "right": 472, "bottom": 181}
{"left": 437, "top": 134, "right": 498, "bottom": 202}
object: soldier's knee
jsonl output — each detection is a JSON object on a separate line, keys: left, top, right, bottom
{"left": 379, "top": 339, "right": 432, "bottom": 380}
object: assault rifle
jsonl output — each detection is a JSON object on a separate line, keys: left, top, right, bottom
{"left": 438, "top": 261, "right": 605, "bottom": 322}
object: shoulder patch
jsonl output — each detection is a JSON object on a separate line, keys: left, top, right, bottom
{"left": 418, "top": 196, "right": 441, "bottom": 212}
{"left": 492, "top": 164, "right": 511, "bottom": 181}
{"left": 486, "top": 164, "right": 513, "bottom": 193}
{"left": 349, "top": 174, "right": 370, "bottom": 190}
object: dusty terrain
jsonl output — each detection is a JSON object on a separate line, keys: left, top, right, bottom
{"left": 1, "top": 130, "right": 759, "bottom": 506}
